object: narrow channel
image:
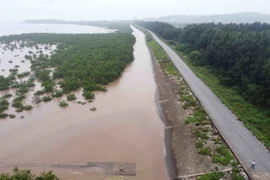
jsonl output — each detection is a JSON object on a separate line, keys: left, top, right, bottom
{"left": 0, "top": 26, "right": 168, "bottom": 180}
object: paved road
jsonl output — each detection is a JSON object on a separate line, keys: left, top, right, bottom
{"left": 147, "top": 30, "right": 270, "bottom": 180}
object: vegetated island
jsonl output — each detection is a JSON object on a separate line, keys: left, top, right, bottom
{"left": 133, "top": 20, "right": 270, "bottom": 148}
{"left": 0, "top": 24, "right": 135, "bottom": 117}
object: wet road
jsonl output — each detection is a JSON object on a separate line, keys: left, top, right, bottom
{"left": 147, "top": 30, "right": 270, "bottom": 180}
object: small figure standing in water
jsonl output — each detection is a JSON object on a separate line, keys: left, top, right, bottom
{"left": 251, "top": 160, "right": 256, "bottom": 169}
{"left": 119, "top": 167, "right": 125, "bottom": 172}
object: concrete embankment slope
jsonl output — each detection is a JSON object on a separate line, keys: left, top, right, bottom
{"left": 147, "top": 30, "right": 270, "bottom": 180}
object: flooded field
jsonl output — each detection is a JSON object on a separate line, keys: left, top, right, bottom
{"left": 0, "top": 23, "right": 115, "bottom": 36}
{"left": 0, "top": 25, "right": 168, "bottom": 180}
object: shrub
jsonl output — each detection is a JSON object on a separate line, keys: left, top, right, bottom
{"left": 198, "top": 172, "right": 224, "bottom": 180}
{"left": 52, "top": 90, "right": 64, "bottom": 98}
{"left": 67, "top": 93, "right": 76, "bottom": 101}
{"left": 196, "top": 141, "right": 204, "bottom": 149}
{"left": 18, "top": 87, "right": 29, "bottom": 94}
{"left": 2, "top": 93, "right": 12, "bottom": 98}
{"left": 16, "top": 108, "right": 24, "bottom": 113}
{"left": 180, "top": 94, "right": 197, "bottom": 109}
{"left": 17, "top": 71, "right": 31, "bottom": 78}
{"left": 34, "top": 90, "right": 45, "bottom": 96}
{"left": 189, "top": 50, "right": 202, "bottom": 65}
{"left": 82, "top": 91, "right": 95, "bottom": 100}
{"left": 194, "top": 129, "right": 209, "bottom": 139}
{"left": 0, "top": 167, "right": 61, "bottom": 180}
{"left": 0, "top": 113, "right": 8, "bottom": 119}
{"left": 59, "top": 100, "right": 68, "bottom": 107}
{"left": 24, "top": 105, "right": 33, "bottom": 111}
{"left": 0, "top": 105, "right": 8, "bottom": 113}
{"left": 199, "top": 147, "right": 211, "bottom": 156}
{"left": 9, "top": 114, "right": 16, "bottom": 118}
{"left": 42, "top": 96, "right": 52, "bottom": 102}
{"left": 231, "top": 161, "right": 238, "bottom": 167}
{"left": 232, "top": 167, "right": 245, "bottom": 180}
{"left": 12, "top": 101, "right": 23, "bottom": 109}
{"left": 216, "top": 145, "right": 233, "bottom": 160}
{"left": 212, "top": 137, "right": 222, "bottom": 144}
{"left": 0, "top": 98, "right": 9, "bottom": 106}
{"left": 212, "top": 154, "right": 231, "bottom": 165}
{"left": 13, "top": 94, "right": 25, "bottom": 102}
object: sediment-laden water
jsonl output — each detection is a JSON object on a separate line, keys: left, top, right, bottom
{"left": 0, "top": 25, "right": 168, "bottom": 180}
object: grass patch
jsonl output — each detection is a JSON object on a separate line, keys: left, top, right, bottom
{"left": 196, "top": 141, "right": 204, "bottom": 149}
{"left": 198, "top": 172, "right": 224, "bottom": 180}
{"left": 194, "top": 128, "right": 209, "bottom": 139}
{"left": 145, "top": 31, "right": 180, "bottom": 78}
{"left": 232, "top": 167, "right": 245, "bottom": 180}
{"left": 216, "top": 145, "right": 233, "bottom": 160}
{"left": 180, "top": 94, "right": 197, "bottom": 109}
{"left": 212, "top": 137, "right": 222, "bottom": 145}
{"left": 212, "top": 154, "right": 231, "bottom": 166}
{"left": 199, "top": 147, "right": 211, "bottom": 156}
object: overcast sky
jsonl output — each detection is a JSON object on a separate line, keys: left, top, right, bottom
{"left": 0, "top": 0, "right": 269, "bottom": 22}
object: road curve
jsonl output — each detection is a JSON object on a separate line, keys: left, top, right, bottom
{"left": 147, "top": 30, "right": 270, "bottom": 180}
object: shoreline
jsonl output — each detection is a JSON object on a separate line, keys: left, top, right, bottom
{"left": 149, "top": 44, "right": 178, "bottom": 179}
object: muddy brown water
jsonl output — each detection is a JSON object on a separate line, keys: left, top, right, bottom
{"left": 0, "top": 26, "right": 168, "bottom": 180}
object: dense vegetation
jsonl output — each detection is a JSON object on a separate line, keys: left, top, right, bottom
{"left": 0, "top": 32, "right": 135, "bottom": 105}
{"left": 134, "top": 21, "right": 270, "bottom": 107}
{"left": 0, "top": 33, "right": 134, "bottom": 92}
{"left": 134, "top": 21, "right": 270, "bottom": 147}
{"left": 0, "top": 167, "right": 60, "bottom": 180}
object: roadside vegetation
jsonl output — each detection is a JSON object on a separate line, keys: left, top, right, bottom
{"left": 143, "top": 29, "right": 245, "bottom": 180}
{"left": 134, "top": 20, "right": 270, "bottom": 149}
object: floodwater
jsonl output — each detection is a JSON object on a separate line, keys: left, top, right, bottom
{"left": 0, "top": 26, "right": 168, "bottom": 180}
{"left": 0, "top": 23, "right": 115, "bottom": 36}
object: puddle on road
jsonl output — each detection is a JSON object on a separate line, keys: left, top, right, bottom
{"left": 0, "top": 26, "right": 168, "bottom": 180}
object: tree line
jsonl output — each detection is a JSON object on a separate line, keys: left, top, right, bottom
{"left": 134, "top": 20, "right": 270, "bottom": 108}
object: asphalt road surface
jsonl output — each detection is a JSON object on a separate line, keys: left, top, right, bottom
{"left": 147, "top": 30, "right": 270, "bottom": 180}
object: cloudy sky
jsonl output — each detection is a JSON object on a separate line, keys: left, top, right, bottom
{"left": 0, "top": 0, "right": 269, "bottom": 22}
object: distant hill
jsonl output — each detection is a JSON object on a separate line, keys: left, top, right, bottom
{"left": 144, "top": 12, "right": 270, "bottom": 23}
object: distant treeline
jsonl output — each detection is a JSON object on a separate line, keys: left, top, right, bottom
{"left": 134, "top": 21, "right": 270, "bottom": 108}
{"left": 24, "top": 19, "right": 133, "bottom": 33}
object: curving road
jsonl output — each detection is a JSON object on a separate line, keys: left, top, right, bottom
{"left": 147, "top": 30, "right": 270, "bottom": 180}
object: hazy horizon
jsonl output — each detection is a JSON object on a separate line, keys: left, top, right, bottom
{"left": 1, "top": 0, "right": 270, "bottom": 22}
